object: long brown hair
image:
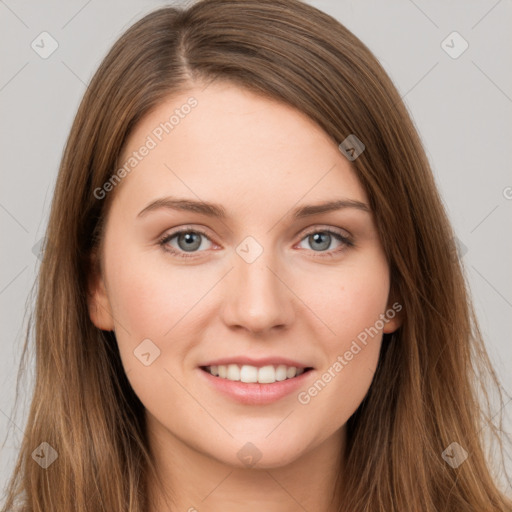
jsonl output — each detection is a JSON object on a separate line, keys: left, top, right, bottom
{"left": 2, "top": 0, "right": 511, "bottom": 510}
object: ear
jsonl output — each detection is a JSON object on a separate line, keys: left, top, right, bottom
{"left": 87, "top": 251, "right": 115, "bottom": 331}
{"left": 382, "top": 289, "right": 404, "bottom": 334}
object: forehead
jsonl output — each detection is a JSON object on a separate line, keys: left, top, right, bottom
{"left": 113, "top": 81, "right": 367, "bottom": 216}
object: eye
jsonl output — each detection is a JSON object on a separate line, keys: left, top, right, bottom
{"left": 158, "top": 228, "right": 214, "bottom": 259}
{"left": 296, "top": 228, "right": 353, "bottom": 258}
{"left": 158, "top": 226, "right": 354, "bottom": 260}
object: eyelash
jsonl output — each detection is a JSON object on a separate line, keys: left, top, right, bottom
{"left": 158, "top": 226, "right": 354, "bottom": 260}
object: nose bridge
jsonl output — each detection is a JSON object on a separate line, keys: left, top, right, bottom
{"left": 222, "top": 233, "right": 294, "bottom": 333}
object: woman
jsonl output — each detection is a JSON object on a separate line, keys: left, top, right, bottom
{"left": 2, "top": 0, "right": 511, "bottom": 510}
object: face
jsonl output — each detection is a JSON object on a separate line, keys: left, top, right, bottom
{"left": 89, "top": 81, "right": 401, "bottom": 470}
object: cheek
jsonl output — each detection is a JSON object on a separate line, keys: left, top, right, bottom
{"left": 105, "top": 254, "right": 201, "bottom": 406}
{"left": 294, "top": 251, "right": 389, "bottom": 402}
{"left": 101, "top": 233, "right": 209, "bottom": 388}
{"left": 298, "top": 253, "right": 390, "bottom": 349}
{"left": 105, "top": 240, "right": 210, "bottom": 339}
{"left": 296, "top": 264, "right": 388, "bottom": 425}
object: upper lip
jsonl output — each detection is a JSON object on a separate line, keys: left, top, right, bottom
{"left": 199, "top": 356, "right": 313, "bottom": 369}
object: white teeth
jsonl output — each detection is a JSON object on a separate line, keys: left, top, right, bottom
{"left": 286, "top": 366, "right": 297, "bottom": 379}
{"left": 240, "top": 365, "right": 258, "bottom": 383}
{"left": 227, "top": 364, "right": 240, "bottom": 381}
{"left": 257, "top": 365, "right": 276, "bottom": 384}
{"left": 275, "top": 365, "right": 288, "bottom": 381}
{"left": 205, "top": 364, "right": 307, "bottom": 384}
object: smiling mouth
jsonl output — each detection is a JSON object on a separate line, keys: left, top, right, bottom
{"left": 200, "top": 364, "right": 314, "bottom": 384}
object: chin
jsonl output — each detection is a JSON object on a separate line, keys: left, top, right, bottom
{"left": 211, "top": 437, "right": 309, "bottom": 470}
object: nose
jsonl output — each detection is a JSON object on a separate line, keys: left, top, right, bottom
{"left": 220, "top": 248, "right": 295, "bottom": 335}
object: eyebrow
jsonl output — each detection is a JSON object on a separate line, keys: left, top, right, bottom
{"left": 137, "top": 196, "right": 371, "bottom": 219}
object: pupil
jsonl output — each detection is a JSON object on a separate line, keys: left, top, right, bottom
{"left": 180, "top": 232, "right": 200, "bottom": 251}
{"left": 311, "top": 232, "right": 329, "bottom": 250}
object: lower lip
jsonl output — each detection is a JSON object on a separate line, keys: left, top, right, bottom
{"left": 198, "top": 367, "right": 314, "bottom": 405}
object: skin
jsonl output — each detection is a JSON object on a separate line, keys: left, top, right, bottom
{"left": 88, "top": 81, "right": 402, "bottom": 512}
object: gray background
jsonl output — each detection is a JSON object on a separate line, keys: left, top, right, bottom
{"left": 1, "top": 0, "right": 511, "bottom": 501}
